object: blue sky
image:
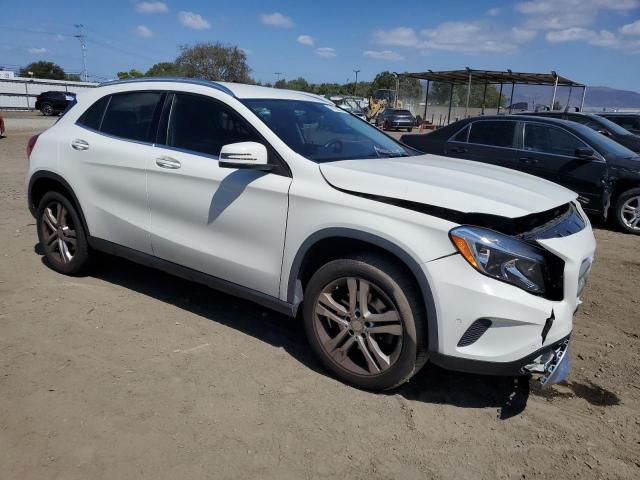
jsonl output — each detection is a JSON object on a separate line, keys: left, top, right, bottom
{"left": 2, "top": 0, "right": 640, "bottom": 90}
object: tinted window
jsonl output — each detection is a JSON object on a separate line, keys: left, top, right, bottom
{"left": 468, "top": 121, "right": 516, "bottom": 147}
{"left": 396, "top": 110, "right": 412, "bottom": 116}
{"left": 524, "top": 123, "right": 587, "bottom": 156}
{"left": 451, "top": 125, "right": 469, "bottom": 142}
{"left": 570, "top": 114, "right": 630, "bottom": 136}
{"left": 166, "top": 93, "right": 257, "bottom": 157}
{"left": 77, "top": 96, "right": 110, "bottom": 130}
{"left": 101, "top": 92, "right": 163, "bottom": 142}
{"left": 606, "top": 116, "right": 640, "bottom": 130}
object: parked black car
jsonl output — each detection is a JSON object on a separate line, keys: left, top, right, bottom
{"left": 376, "top": 109, "right": 415, "bottom": 131}
{"left": 597, "top": 112, "right": 640, "bottom": 135}
{"left": 515, "top": 111, "right": 640, "bottom": 153}
{"left": 400, "top": 115, "right": 640, "bottom": 234}
{"left": 35, "top": 91, "right": 76, "bottom": 116}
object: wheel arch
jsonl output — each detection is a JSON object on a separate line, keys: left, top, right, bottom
{"left": 287, "top": 228, "right": 438, "bottom": 352}
{"left": 28, "top": 171, "right": 90, "bottom": 235}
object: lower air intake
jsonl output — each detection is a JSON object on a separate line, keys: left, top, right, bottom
{"left": 457, "top": 319, "right": 492, "bottom": 347}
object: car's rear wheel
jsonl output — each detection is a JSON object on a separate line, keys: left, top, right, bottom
{"left": 36, "top": 191, "right": 90, "bottom": 275}
{"left": 41, "top": 104, "right": 54, "bottom": 116}
{"left": 303, "top": 254, "right": 427, "bottom": 391}
{"left": 407, "top": 127, "right": 413, "bottom": 132}
{"left": 614, "top": 188, "right": 640, "bottom": 234}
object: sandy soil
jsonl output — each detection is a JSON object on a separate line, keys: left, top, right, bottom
{"left": 1, "top": 112, "right": 639, "bottom": 480}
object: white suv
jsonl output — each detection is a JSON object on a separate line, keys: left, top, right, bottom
{"left": 26, "top": 79, "right": 596, "bottom": 391}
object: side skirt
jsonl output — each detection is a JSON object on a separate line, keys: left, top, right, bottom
{"left": 88, "top": 237, "right": 297, "bottom": 317}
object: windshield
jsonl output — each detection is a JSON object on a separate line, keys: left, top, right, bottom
{"left": 573, "top": 123, "right": 637, "bottom": 158}
{"left": 243, "top": 99, "right": 417, "bottom": 162}
{"left": 589, "top": 114, "right": 634, "bottom": 136}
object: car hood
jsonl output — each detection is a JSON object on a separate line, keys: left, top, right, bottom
{"left": 319, "top": 154, "right": 578, "bottom": 218}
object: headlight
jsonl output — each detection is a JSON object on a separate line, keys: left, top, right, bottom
{"left": 449, "top": 226, "right": 551, "bottom": 295}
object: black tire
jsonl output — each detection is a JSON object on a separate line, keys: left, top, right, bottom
{"left": 613, "top": 187, "right": 640, "bottom": 234}
{"left": 41, "top": 104, "right": 54, "bottom": 116}
{"left": 303, "top": 253, "right": 428, "bottom": 391}
{"left": 36, "top": 191, "right": 90, "bottom": 275}
{"left": 407, "top": 128, "right": 413, "bottom": 132}
{"left": 383, "top": 121, "right": 389, "bottom": 131}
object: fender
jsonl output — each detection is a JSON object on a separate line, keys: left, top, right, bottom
{"left": 27, "top": 170, "right": 91, "bottom": 236}
{"left": 286, "top": 227, "right": 439, "bottom": 352}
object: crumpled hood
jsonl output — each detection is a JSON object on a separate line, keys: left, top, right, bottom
{"left": 320, "top": 154, "right": 578, "bottom": 218}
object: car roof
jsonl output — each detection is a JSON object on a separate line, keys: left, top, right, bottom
{"left": 457, "top": 114, "right": 578, "bottom": 127}
{"left": 599, "top": 112, "right": 640, "bottom": 116}
{"left": 99, "top": 77, "right": 332, "bottom": 103}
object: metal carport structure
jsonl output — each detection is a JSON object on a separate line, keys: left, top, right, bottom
{"left": 403, "top": 68, "right": 586, "bottom": 125}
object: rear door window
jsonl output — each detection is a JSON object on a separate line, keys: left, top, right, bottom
{"left": 76, "top": 96, "right": 110, "bottom": 130}
{"left": 450, "top": 125, "right": 470, "bottom": 142}
{"left": 100, "top": 91, "right": 163, "bottom": 142}
{"left": 165, "top": 93, "right": 258, "bottom": 157}
{"left": 468, "top": 121, "right": 516, "bottom": 147}
{"left": 523, "top": 123, "right": 588, "bottom": 156}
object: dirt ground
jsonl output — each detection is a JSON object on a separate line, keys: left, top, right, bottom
{"left": 1, "top": 111, "right": 639, "bottom": 480}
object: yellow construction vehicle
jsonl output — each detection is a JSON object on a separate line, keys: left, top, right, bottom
{"left": 365, "top": 89, "right": 402, "bottom": 123}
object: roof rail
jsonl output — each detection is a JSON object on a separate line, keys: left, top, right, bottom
{"left": 97, "top": 77, "right": 235, "bottom": 97}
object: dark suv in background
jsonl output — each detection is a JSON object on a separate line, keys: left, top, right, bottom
{"left": 597, "top": 113, "right": 640, "bottom": 135}
{"left": 516, "top": 111, "right": 640, "bottom": 153}
{"left": 35, "top": 91, "right": 76, "bottom": 116}
{"left": 400, "top": 115, "right": 640, "bottom": 234}
{"left": 376, "top": 109, "right": 415, "bottom": 131}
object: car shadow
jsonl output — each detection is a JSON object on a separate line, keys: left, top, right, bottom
{"left": 39, "top": 247, "right": 531, "bottom": 418}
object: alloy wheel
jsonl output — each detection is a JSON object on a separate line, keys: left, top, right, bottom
{"left": 313, "top": 277, "right": 403, "bottom": 376}
{"left": 40, "top": 200, "right": 77, "bottom": 264}
{"left": 42, "top": 105, "right": 53, "bottom": 116}
{"left": 620, "top": 195, "right": 640, "bottom": 231}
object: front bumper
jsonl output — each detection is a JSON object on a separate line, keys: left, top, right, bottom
{"left": 424, "top": 222, "right": 596, "bottom": 382}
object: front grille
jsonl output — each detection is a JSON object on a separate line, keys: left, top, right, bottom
{"left": 457, "top": 319, "right": 492, "bottom": 347}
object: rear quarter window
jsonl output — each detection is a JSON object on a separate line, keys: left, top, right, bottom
{"left": 76, "top": 96, "right": 110, "bottom": 131}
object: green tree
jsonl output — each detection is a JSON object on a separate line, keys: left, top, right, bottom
{"left": 286, "top": 77, "right": 311, "bottom": 92}
{"left": 19, "top": 61, "right": 65, "bottom": 80}
{"left": 274, "top": 78, "right": 287, "bottom": 89}
{"left": 428, "top": 82, "right": 506, "bottom": 108}
{"left": 367, "top": 71, "right": 420, "bottom": 101}
{"left": 64, "top": 73, "right": 81, "bottom": 81}
{"left": 116, "top": 69, "right": 144, "bottom": 80}
{"left": 145, "top": 62, "right": 183, "bottom": 77}
{"left": 176, "top": 42, "right": 252, "bottom": 82}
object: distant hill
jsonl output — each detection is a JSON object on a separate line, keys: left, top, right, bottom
{"left": 511, "top": 85, "right": 640, "bottom": 110}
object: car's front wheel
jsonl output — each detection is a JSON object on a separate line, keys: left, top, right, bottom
{"left": 36, "top": 191, "right": 90, "bottom": 275}
{"left": 40, "top": 104, "right": 54, "bottom": 116}
{"left": 614, "top": 188, "right": 640, "bottom": 234}
{"left": 303, "top": 254, "right": 427, "bottom": 391}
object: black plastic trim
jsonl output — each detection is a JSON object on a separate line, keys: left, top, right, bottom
{"left": 286, "top": 228, "right": 439, "bottom": 352}
{"left": 430, "top": 334, "right": 571, "bottom": 376}
{"left": 88, "top": 237, "right": 296, "bottom": 317}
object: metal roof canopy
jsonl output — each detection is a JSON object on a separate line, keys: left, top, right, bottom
{"left": 402, "top": 68, "right": 587, "bottom": 124}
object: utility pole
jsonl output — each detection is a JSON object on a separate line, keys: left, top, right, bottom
{"left": 74, "top": 24, "right": 87, "bottom": 82}
{"left": 274, "top": 72, "right": 283, "bottom": 84}
{"left": 353, "top": 69, "right": 360, "bottom": 96}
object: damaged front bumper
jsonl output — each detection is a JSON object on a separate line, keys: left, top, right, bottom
{"left": 523, "top": 338, "right": 571, "bottom": 387}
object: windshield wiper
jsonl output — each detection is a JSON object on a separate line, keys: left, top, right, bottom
{"left": 373, "top": 146, "right": 409, "bottom": 158}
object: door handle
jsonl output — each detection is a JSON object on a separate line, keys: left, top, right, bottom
{"left": 71, "top": 139, "right": 89, "bottom": 151}
{"left": 519, "top": 156, "right": 538, "bottom": 165}
{"left": 155, "top": 156, "right": 181, "bottom": 169}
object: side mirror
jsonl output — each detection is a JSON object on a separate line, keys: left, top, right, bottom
{"left": 575, "top": 147, "right": 595, "bottom": 159}
{"left": 597, "top": 129, "right": 612, "bottom": 137}
{"left": 219, "top": 142, "right": 272, "bottom": 171}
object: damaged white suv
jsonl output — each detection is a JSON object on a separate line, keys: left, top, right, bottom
{"left": 27, "top": 79, "right": 596, "bottom": 391}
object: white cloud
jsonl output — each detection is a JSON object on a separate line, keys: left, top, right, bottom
{"left": 419, "top": 22, "right": 536, "bottom": 53}
{"left": 135, "top": 2, "right": 168, "bottom": 14}
{"left": 28, "top": 47, "right": 47, "bottom": 54}
{"left": 363, "top": 50, "right": 405, "bottom": 60}
{"left": 487, "top": 7, "right": 502, "bottom": 16}
{"left": 178, "top": 11, "right": 210, "bottom": 30}
{"left": 260, "top": 12, "right": 294, "bottom": 28}
{"left": 373, "top": 27, "right": 419, "bottom": 46}
{"left": 621, "top": 19, "right": 640, "bottom": 35}
{"left": 297, "top": 35, "right": 315, "bottom": 46}
{"left": 516, "top": 0, "right": 640, "bottom": 30}
{"left": 315, "top": 47, "right": 337, "bottom": 58}
{"left": 135, "top": 25, "right": 153, "bottom": 38}
{"left": 546, "top": 27, "right": 594, "bottom": 42}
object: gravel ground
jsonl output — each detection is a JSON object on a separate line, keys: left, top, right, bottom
{"left": 1, "top": 111, "right": 639, "bottom": 480}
